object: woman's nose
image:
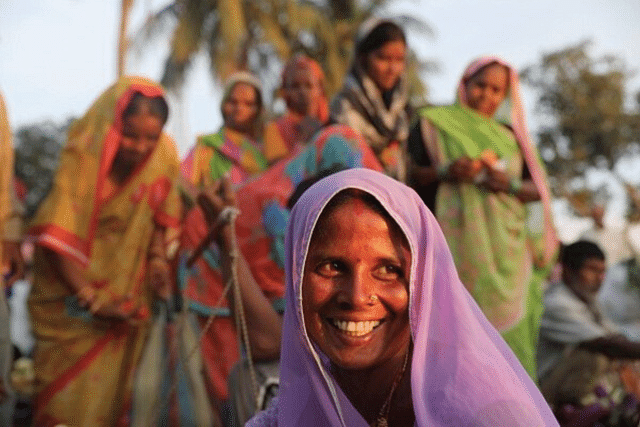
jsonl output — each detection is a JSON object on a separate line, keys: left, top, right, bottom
{"left": 134, "top": 140, "right": 147, "bottom": 154}
{"left": 336, "top": 268, "right": 374, "bottom": 309}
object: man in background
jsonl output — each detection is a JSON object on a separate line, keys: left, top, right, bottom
{"left": 538, "top": 241, "right": 640, "bottom": 410}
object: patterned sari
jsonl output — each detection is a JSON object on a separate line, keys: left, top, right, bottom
{"left": 181, "top": 72, "right": 288, "bottom": 187}
{"left": 178, "top": 124, "right": 382, "bottom": 404}
{"left": 180, "top": 122, "right": 289, "bottom": 187}
{"left": 417, "top": 57, "right": 557, "bottom": 378}
{"left": 27, "top": 77, "right": 181, "bottom": 426}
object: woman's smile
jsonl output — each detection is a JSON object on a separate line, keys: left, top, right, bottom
{"left": 329, "top": 318, "right": 383, "bottom": 337}
{"left": 302, "top": 194, "right": 411, "bottom": 370}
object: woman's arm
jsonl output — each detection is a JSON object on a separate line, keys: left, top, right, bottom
{"left": 218, "top": 226, "right": 282, "bottom": 360}
{"left": 407, "top": 121, "right": 476, "bottom": 187}
{"left": 199, "top": 178, "right": 282, "bottom": 361}
{"left": 147, "top": 225, "right": 172, "bottom": 301}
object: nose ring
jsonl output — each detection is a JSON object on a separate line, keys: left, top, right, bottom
{"left": 369, "top": 294, "right": 379, "bottom": 303}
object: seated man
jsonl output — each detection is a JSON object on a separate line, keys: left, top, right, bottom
{"left": 538, "top": 240, "right": 640, "bottom": 414}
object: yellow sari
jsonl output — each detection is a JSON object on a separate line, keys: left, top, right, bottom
{"left": 27, "top": 77, "right": 181, "bottom": 427}
{"left": 0, "top": 90, "right": 13, "bottom": 268}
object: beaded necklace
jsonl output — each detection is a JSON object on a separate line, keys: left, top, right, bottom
{"left": 373, "top": 348, "right": 411, "bottom": 427}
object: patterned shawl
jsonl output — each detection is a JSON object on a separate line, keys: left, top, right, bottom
{"left": 330, "top": 21, "right": 410, "bottom": 181}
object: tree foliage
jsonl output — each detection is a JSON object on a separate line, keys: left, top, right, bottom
{"left": 132, "top": 0, "right": 434, "bottom": 103}
{"left": 522, "top": 40, "right": 640, "bottom": 197}
{"left": 13, "top": 119, "right": 71, "bottom": 217}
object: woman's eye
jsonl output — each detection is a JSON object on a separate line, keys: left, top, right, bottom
{"left": 315, "top": 261, "right": 343, "bottom": 277}
{"left": 374, "top": 265, "right": 403, "bottom": 280}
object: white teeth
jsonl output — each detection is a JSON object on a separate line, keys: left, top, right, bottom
{"left": 331, "top": 319, "right": 381, "bottom": 336}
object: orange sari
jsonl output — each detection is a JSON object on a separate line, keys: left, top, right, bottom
{"left": 27, "top": 77, "right": 181, "bottom": 427}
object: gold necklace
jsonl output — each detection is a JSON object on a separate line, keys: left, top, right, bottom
{"left": 374, "top": 348, "right": 411, "bottom": 427}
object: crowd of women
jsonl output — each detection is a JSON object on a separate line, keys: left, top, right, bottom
{"left": 1, "top": 16, "right": 598, "bottom": 427}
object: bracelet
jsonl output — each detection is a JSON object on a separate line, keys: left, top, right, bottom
{"left": 508, "top": 178, "right": 522, "bottom": 195}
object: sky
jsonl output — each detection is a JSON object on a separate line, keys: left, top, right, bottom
{"left": 1, "top": 0, "right": 640, "bottom": 240}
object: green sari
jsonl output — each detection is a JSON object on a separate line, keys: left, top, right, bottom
{"left": 419, "top": 104, "right": 541, "bottom": 377}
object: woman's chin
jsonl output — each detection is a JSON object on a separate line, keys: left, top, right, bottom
{"left": 319, "top": 318, "right": 392, "bottom": 370}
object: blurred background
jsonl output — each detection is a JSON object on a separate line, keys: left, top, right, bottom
{"left": 1, "top": 0, "right": 639, "bottom": 242}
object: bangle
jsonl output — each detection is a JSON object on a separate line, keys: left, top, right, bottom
{"left": 437, "top": 164, "right": 449, "bottom": 181}
{"left": 508, "top": 178, "right": 522, "bottom": 195}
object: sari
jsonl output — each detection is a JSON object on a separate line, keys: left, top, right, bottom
{"left": 275, "top": 54, "right": 330, "bottom": 155}
{"left": 178, "top": 124, "right": 381, "bottom": 405}
{"left": 181, "top": 72, "right": 288, "bottom": 187}
{"left": 416, "top": 56, "right": 558, "bottom": 378}
{"left": 0, "top": 89, "right": 17, "bottom": 424}
{"left": 330, "top": 21, "right": 410, "bottom": 182}
{"left": 247, "top": 168, "right": 558, "bottom": 427}
{"left": 27, "top": 77, "right": 181, "bottom": 427}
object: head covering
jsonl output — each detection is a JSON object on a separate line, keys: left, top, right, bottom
{"left": 249, "top": 168, "right": 558, "bottom": 426}
{"left": 458, "top": 56, "right": 557, "bottom": 268}
{"left": 281, "top": 53, "right": 329, "bottom": 124}
{"left": 223, "top": 71, "right": 263, "bottom": 101}
{"left": 221, "top": 71, "right": 264, "bottom": 137}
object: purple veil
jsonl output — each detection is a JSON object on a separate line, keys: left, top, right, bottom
{"left": 248, "top": 168, "right": 558, "bottom": 426}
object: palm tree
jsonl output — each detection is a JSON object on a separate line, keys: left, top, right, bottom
{"left": 132, "top": 0, "right": 435, "bottom": 102}
{"left": 117, "top": 0, "right": 135, "bottom": 78}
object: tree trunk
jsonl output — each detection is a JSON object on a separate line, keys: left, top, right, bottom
{"left": 118, "top": 0, "right": 134, "bottom": 78}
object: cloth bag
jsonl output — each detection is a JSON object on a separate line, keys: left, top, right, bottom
{"left": 131, "top": 302, "right": 217, "bottom": 427}
{"left": 226, "top": 358, "right": 280, "bottom": 427}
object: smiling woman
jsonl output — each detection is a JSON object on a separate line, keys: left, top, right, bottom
{"left": 247, "top": 168, "right": 559, "bottom": 427}
{"left": 302, "top": 190, "right": 411, "bottom": 374}
{"left": 302, "top": 190, "right": 413, "bottom": 426}
{"left": 407, "top": 56, "right": 558, "bottom": 379}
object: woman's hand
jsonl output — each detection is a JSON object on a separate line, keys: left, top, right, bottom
{"left": 447, "top": 156, "right": 479, "bottom": 183}
{"left": 481, "top": 167, "right": 511, "bottom": 193}
{"left": 78, "top": 287, "right": 145, "bottom": 324}
{"left": 197, "top": 176, "right": 237, "bottom": 245}
{"left": 2, "top": 240, "right": 25, "bottom": 286}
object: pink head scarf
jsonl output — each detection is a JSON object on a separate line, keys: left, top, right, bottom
{"left": 459, "top": 56, "right": 558, "bottom": 268}
{"left": 248, "top": 168, "right": 558, "bottom": 426}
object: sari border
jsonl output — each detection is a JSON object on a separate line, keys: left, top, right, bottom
{"left": 34, "top": 330, "right": 116, "bottom": 410}
{"left": 28, "top": 224, "right": 89, "bottom": 266}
